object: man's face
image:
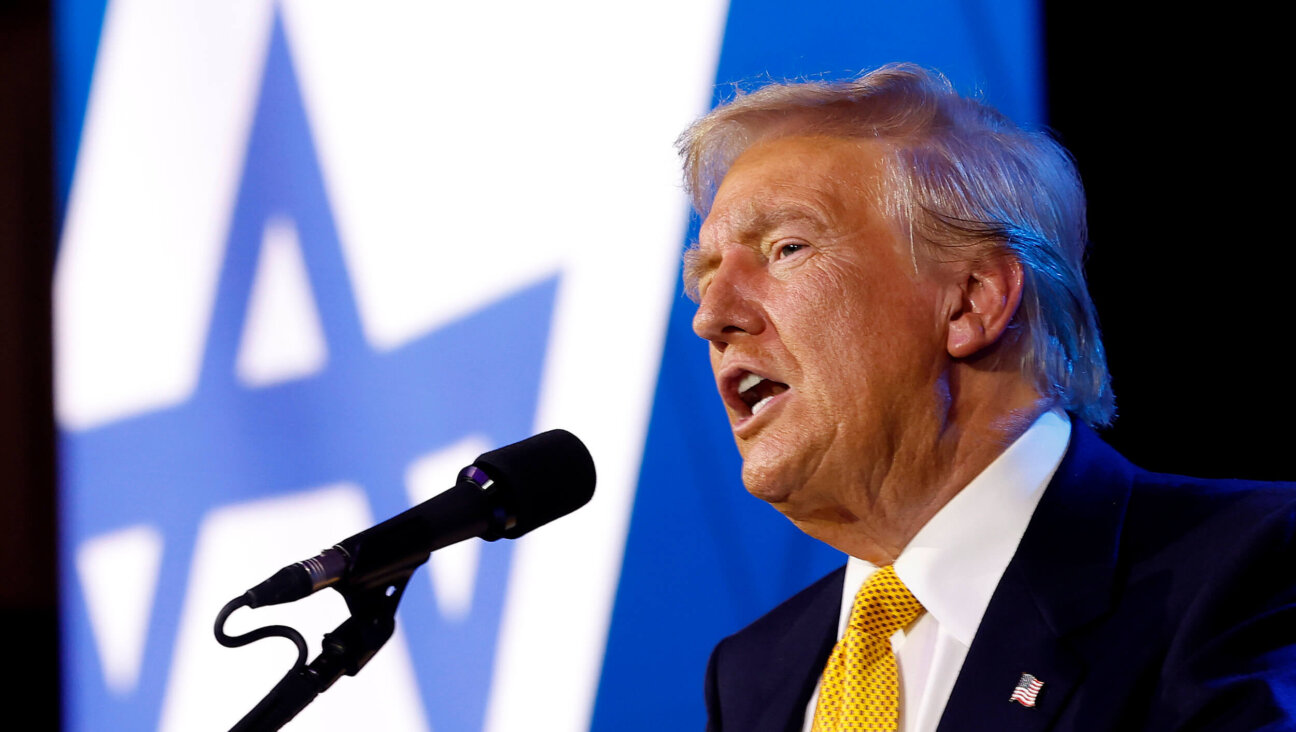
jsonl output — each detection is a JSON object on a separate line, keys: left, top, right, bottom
{"left": 690, "top": 135, "right": 954, "bottom": 521}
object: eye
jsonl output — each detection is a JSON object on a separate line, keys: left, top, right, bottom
{"left": 772, "top": 241, "right": 808, "bottom": 261}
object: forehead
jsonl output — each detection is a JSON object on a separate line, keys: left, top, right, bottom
{"left": 701, "top": 135, "right": 891, "bottom": 240}
{"left": 684, "top": 136, "right": 900, "bottom": 298}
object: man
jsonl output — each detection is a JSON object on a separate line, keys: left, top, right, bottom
{"left": 681, "top": 64, "right": 1296, "bottom": 731}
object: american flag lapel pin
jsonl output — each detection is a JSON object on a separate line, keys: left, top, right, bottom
{"left": 1009, "top": 673, "right": 1044, "bottom": 707}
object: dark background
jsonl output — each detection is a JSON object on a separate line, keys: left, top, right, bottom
{"left": 0, "top": 0, "right": 58, "bottom": 719}
{"left": 0, "top": 0, "right": 1288, "bottom": 721}
{"left": 1044, "top": 6, "right": 1291, "bottom": 479}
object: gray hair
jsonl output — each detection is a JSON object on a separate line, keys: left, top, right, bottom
{"left": 677, "top": 63, "right": 1115, "bottom": 427}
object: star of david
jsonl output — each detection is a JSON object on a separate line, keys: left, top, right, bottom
{"left": 62, "top": 13, "right": 557, "bottom": 729}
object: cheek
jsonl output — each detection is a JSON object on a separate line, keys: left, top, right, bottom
{"left": 785, "top": 265, "right": 943, "bottom": 402}
{"left": 785, "top": 264, "right": 898, "bottom": 351}
{"left": 778, "top": 270, "right": 879, "bottom": 405}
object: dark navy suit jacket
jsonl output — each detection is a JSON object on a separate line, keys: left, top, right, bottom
{"left": 704, "top": 423, "right": 1296, "bottom": 731}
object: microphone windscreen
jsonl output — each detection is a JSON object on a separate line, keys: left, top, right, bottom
{"left": 472, "top": 429, "right": 596, "bottom": 539}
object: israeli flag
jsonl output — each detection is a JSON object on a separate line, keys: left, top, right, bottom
{"left": 55, "top": 1, "right": 1040, "bottom": 729}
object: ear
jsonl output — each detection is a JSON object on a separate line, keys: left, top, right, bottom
{"left": 945, "top": 254, "right": 1025, "bottom": 359}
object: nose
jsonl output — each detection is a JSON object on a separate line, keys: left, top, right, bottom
{"left": 692, "top": 252, "right": 766, "bottom": 347}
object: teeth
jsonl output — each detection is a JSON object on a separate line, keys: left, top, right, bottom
{"left": 738, "top": 372, "right": 762, "bottom": 394}
{"left": 751, "top": 395, "right": 774, "bottom": 415}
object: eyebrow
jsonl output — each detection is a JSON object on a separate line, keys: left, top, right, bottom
{"left": 682, "top": 204, "right": 829, "bottom": 300}
{"left": 681, "top": 244, "right": 713, "bottom": 302}
{"left": 733, "top": 203, "right": 829, "bottom": 240}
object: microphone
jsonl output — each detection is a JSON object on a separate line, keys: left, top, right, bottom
{"left": 241, "top": 429, "right": 595, "bottom": 608}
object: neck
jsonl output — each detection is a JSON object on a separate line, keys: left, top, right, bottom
{"left": 785, "top": 371, "right": 1050, "bottom": 565}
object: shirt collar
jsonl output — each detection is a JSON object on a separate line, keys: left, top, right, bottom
{"left": 840, "top": 408, "right": 1072, "bottom": 645}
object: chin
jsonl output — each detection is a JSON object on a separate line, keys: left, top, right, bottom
{"left": 740, "top": 460, "right": 799, "bottom": 505}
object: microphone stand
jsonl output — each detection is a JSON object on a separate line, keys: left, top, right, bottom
{"left": 226, "top": 566, "right": 418, "bottom": 731}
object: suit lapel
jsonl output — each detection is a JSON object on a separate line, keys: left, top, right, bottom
{"left": 747, "top": 568, "right": 843, "bottom": 732}
{"left": 936, "top": 423, "right": 1135, "bottom": 732}
{"left": 934, "top": 562, "right": 1085, "bottom": 732}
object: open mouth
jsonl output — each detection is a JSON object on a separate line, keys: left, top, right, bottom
{"left": 737, "top": 372, "right": 790, "bottom": 417}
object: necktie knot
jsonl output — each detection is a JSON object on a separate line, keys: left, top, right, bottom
{"left": 811, "top": 564, "right": 924, "bottom": 731}
{"left": 848, "top": 565, "right": 923, "bottom": 640}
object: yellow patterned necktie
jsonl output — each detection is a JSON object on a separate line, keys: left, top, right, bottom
{"left": 810, "top": 564, "right": 924, "bottom": 731}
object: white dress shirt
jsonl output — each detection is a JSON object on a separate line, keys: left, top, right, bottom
{"left": 801, "top": 409, "right": 1071, "bottom": 732}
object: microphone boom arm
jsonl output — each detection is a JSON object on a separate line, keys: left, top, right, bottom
{"left": 228, "top": 570, "right": 415, "bottom": 732}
